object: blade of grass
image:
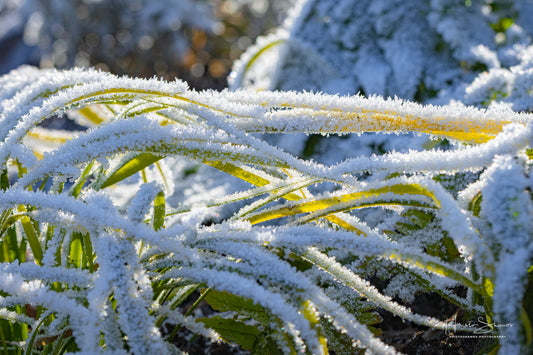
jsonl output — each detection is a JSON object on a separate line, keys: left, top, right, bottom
{"left": 246, "top": 183, "right": 439, "bottom": 225}
{"left": 70, "top": 161, "right": 95, "bottom": 198}
{"left": 24, "top": 314, "right": 53, "bottom": 355}
{"left": 19, "top": 211, "right": 43, "bottom": 265}
{"left": 153, "top": 191, "right": 165, "bottom": 231}
{"left": 100, "top": 153, "right": 163, "bottom": 189}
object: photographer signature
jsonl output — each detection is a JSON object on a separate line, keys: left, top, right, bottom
{"left": 445, "top": 315, "right": 513, "bottom": 335}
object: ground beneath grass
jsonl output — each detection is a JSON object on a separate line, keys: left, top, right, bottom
{"left": 165, "top": 289, "right": 495, "bottom": 354}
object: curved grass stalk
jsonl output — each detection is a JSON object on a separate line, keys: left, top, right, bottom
{"left": 246, "top": 183, "right": 439, "bottom": 225}
{"left": 384, "top": 251, "right": 485, "bottom": 296}
{"left": 27, "top": 82, "right": 520, "bottom": 191}
{"left": 229, "top": 33, "right": 288, "bottom": 90}
{"left": 240, "top": 109, "right": 506, "bottom": 144}
{"left": 303, "top": 247, "right": 477, "bottom": 331}
{"left": 167, "top": 177, "right": 316, "bottom": 217}
{"left": 232, "top": 178, "right": 318, "bottom": 219}
{"left": 197, "top": 224, "right": 480, "bottom": 297}
{"left": 16, "top": 131, "right": 291, "bottom": 189}
{"left": 204, "top": 161, "right": 366, "bottom": 232}
{"left": 217, "top": 90, "right": 531, "bottom": 140}
{"left": 328, "top": 123, "right": 532, "bottom": 176}
{"left": 0, "top": 190, "right": 190, "bottom": 260}
{"left": 204, "top": 160, "right": 288, "bottom": 190}
{"left": 9, "top": 74, "right": 512, "bottom": 192}
{"left": 173, "top": 267, "right": 317, "bottom": 354}
{"left": 179, "top": 238, "right": 464, "bottom": 352}
{"left": 0, "top": 262, "right": 91, "bottom": 286}
{"left": 6, "top": 72, "right": 530, "bottom": 169}
{"left": 292, "top": 199, "right": 432, "bottom": 226}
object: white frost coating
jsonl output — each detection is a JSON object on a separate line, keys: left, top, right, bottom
{"left": 0, "top": 189, "right": 196, "bottom": 261}
{"left": 328, "top": 123, "right": 533, "bottom": 175}
{"left": 0, "top": 308, "right": 36, "bottom": 325}
{"left": 3, "top": 67, "right": 532, "bottom": 191}
{"left": 480, "top": 155, "right": 532, "bottom": 253}
{"left": 480, "top": 155, "right": 533, "bottom": 352}
{"left": 0, "top": 261, "right": 92, "bottom": 286}
{"left": 0, "top": 69, "right": 188, "bottom": 169}
{"left": 1, "top": 66, "right": 532, "bottom": 352}
{"left": 92, "top": 232, "right": 167, "bottom": 354}
{"left": 174, "top": 261, "right": 398, "bottom": 355}
{"left": 230, "top": 0, "right": 533, "bottom": 167}
{"left": 0, "top": 271, "right": 100, "bottom": 352}
{"left": 127, "top": 182, "right": 162, "bottom": 223}
{"left": 217, "top": 89, "right": 532, "bottom": 128}
{"left": 190, "top": 237, "right": 449, "bottom": 350}
{"left": 493, "top": 250, "right": 530, "bottom": 355}
{"left": 303, "top": 248, "right": 471, "bottom": 332}
{"left": 233, "top": 0, "right": 533, "bottom": 100}
{"left": 41, "top": 223, "right": 67, "bottom": 267}
{"left": 197, "top": 223, "right": 472, "bottom": 282}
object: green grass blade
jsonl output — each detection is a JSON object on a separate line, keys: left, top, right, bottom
{"left": 153, "top": 191, "right": 165, "bottom": 231}
{"left": 82, "top": 233, "right": 94, "bottom": 272}
{"left": 197, "top": 316, "right": 261, "bottom": 351}
{"left": 100, "top": 153, "right": 163, "bottom": 189}
{"left": 205, "top": 160, "right": 303, "bottom": 201}
{"left": 386, "top": 251, "right": 485, "bottom": 295}
{"left": 20, "top": 215, "right": 43, "bottom": 265}
{"left": 300, "top": 300, "right": 328, "bottom": 355}
{"left": 70, "top": 161, "right": 94, "bottom": 198}
{"left": 24, "top": 314, "right": 52, "bottom": 355}
{"left": 0, "top": 169, "right": 9, "bottom": 190}
{"left": 69, "top": 233, "right": 83, "bottom": 268}
{"left": 51, "top": 330, "right": 75, "bottom": 355}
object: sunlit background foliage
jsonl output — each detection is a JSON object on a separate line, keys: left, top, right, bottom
{"left": 0, "top": 0, "right": 291, "bottom": 88}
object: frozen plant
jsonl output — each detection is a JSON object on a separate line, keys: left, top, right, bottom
{"left": 231, "top": 0, "right": 533, "bottom": 99}
{"left": 0, "top": 66, "right": 531, "bottom": 354}
{"left": 230, "top": 0, "right": 533, "bottom": 160}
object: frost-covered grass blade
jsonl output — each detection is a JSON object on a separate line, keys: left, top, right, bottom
{"left": 0, "top": 67, "right": 531, "bottom": 354}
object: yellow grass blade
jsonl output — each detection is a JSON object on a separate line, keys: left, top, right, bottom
{"left": 246, "top": 183, "right": 439, "bottom": 225}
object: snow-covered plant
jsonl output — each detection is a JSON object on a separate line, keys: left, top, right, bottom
{"left": 228, "top": 0, "right": 533, "bottom": 165}
{"left": 0, "top": 65, "right": 531, "bottom": 354}
{"left": 230, "top": 0, "right": 533, "bottom": 99}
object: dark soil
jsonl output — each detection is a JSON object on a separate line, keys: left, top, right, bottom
{"left": 164, "top": 289, "right": 495, "bottom": 354}
{"left": 377, "top": 293, "right": 496, "bottom": 355}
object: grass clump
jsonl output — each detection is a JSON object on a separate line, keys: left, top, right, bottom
{"left": 0, "top": 66, "right": 531, "bottom": 354}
